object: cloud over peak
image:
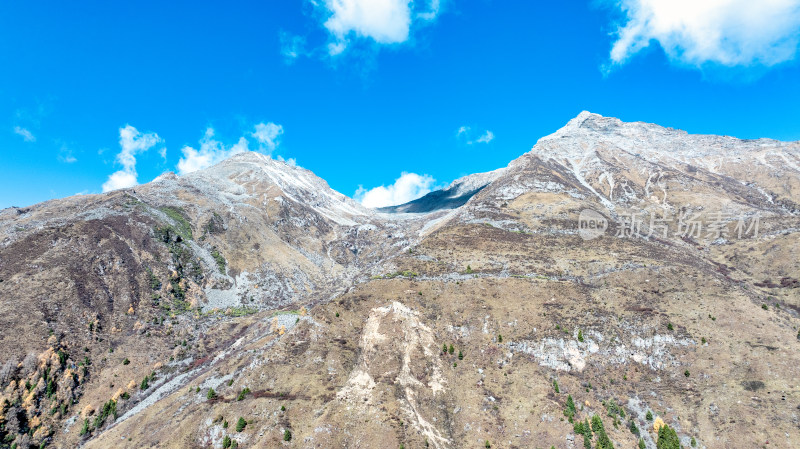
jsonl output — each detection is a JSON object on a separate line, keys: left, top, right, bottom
{"left": 355, "top": 171, "right": 437, "bottom": 208}
{"left": 607, "top": 0, "right": 800, "bottom": 69}
{"left": 102, "top": 125, "right": 162, "bottom": 192}
{"left": 177, "top": 122, "right": 283, "bottom": 175}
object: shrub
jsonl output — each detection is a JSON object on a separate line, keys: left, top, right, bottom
{"left": 281, "top": 405, "right": 286, "bottom": 411}
{"left": 140, "top": 376, "right": 149, "bottom": 390}
{"left": 79, "top": 418, "right": 90, "bottom": 436}
{"left": 684, "top": 370, "right": 690, "bottom": 377}
{"left": 485, "top": 441, "right": 491, "bottom": 448}
{"left": 577, "top": 330, "right": 584, "bottom": 343}
{"left": 638, "top": 438, "right": 646, "bottom": 449}
{"left": 691, "top": 436, "right": 697, "bottom": 447}
{"left": 553, "top": 379, "right": 560, "bottom": 393}
{"left": 223, "top": 420, "right": 228, "bottom": 428}
{"left": 667, "top": 323, "right": 674, "bottom": 331}
{"left": 122, "top": 358, "right": 130, "bottom": 365}
{"left": 57, "top": 349, "right": 69, "bottom": 367}
{"left": 497, "top": 334, "right": 503, "bottom": 343}
{"left": 237, "top": 387, "right": 251, "bottom": 401}
{"left": 762, "top": 304, "right": 768, "bottom": 310}
{"left": 235, "top": 417, "right": 247, "bottom": 432}
{"left": 45, "top": 378, "right": 56, "bottom": 398}
{"left": 146, "top": 267, "right": 161, "bottom": 290}
{"left": 93, "top": 400, "right": 118, "bottom": 428}
{"left": 207, "top": 388, "right": 217, "bottom": 400}
{"left": 283, "top": 429, "right": 292, "bottom": 441}
{"left": 442, "top": 343, "right": 447, "bottom": 353}
{"left": 211, "top": 249, "right": 226, "bottom": 274}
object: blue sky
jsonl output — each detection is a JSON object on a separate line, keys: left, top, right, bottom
{"left": 2, "top": 1, "right": 800, "bottom": 209}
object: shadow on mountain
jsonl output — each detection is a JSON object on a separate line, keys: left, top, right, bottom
{"left": 378, "top": 184, "right": 488, "bottom": 213}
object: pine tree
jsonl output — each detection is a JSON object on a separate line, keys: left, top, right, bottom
{"left": 207, "top": 387, "right": 217, "bottom": 400}
{"left": 564, "top": 394, "right": 576, "bottom": 420}
{"left": 235, "top": 417, "right": 247, "bottom": 432}
{"left": 283, "top": 429, "right": 292, "bottom": 441}
{"left": 656, "top": 424, "right": 680, "bottom": 449}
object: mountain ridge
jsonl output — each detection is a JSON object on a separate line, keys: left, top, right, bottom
{"left": 0, "top": 112, "right": 798, "bottom": 449}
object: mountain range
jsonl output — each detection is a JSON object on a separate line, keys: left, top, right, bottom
{"left": 0, "top": 112, "right": 798, "bottom": 448}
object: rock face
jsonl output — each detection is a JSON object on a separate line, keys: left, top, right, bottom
{"left": 1, "top": 112, "right": 799, "bottom": 449}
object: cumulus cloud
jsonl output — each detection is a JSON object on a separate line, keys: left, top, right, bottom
{"left": 457, "top": 126, "right": 495, "bottom": 145}
{"left": 251, "top": 122, "right": 284, "bottom": 151}
{"left": 318, "top": 0, "right": 442, "bottom": 54}
{"left": 177, "top": 122, "right": 283, "bottom": 175}
{"left": 13, "top": 126, "right": 35, "bottom": 142}
{"left": 102, "top": 125, "right": 162, "bottom": 192}
{"left": 355, "top": 172, "right": 436, "bottom": 208}
{"left": 177, "top": 129, "right": 249, "bottom": 175}
{"left": 607, "top": 0, "right": 800, "bottom": 68}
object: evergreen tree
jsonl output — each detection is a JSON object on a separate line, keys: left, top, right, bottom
{"left": 656, "top": 424, "right": 680, "bottom": 449}
{"left": 235, "top": 417, "right": 247, "bottom": 432}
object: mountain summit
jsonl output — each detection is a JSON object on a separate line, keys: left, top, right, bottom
{"left": 1, "top": 114, "right": 798, "bottom": 449}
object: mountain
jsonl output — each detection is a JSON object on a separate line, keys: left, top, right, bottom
{"left": 1, "top": 113, "right": 798, "bottom": 449}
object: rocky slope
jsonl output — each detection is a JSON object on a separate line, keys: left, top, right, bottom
{"left": 1, "top": 113, "right": 798, "bottom": 449}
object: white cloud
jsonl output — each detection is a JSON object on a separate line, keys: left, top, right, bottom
{"left": 355, "top": 172, "right": 436, "bottom": 208}
{"left": 177, "top": 122, "right": 283, "bottom": 175}
{"left": 318, "top": 0, "right": 442, "bottom": 54}
{"left": 102, "top": 125, "right": 162, "bottom": 192}
{"left": 177, "top": 129, "right": 249, "bottom": 175}
{"left": 251, "top": 122, "right": 284, "bottom": 151}
{"left": 475, "top": 130, "right": 494, "bottom": 144}
{"left": 607, "top": 0, "right": 800, "bottom": 68}
{"left": 457, "top": 126, "right": 495, "bottom": 145}
{"left": 13, "top": 126, "right": 35, "bottom": 142}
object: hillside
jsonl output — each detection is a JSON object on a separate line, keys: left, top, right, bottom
{"left": 1, "top": 113, "right": 798, "bottom": 449}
